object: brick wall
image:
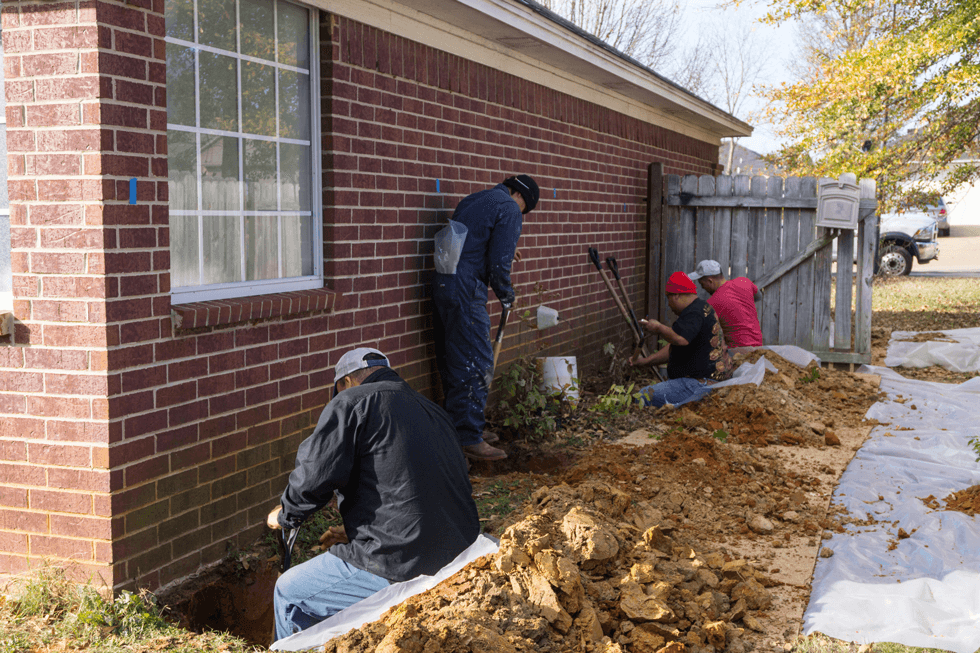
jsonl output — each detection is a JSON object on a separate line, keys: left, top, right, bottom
{"left": 0, "top": 2, "right": 719, "bottom": 591}
{"left": 323, "top": 14, "right": 719, "bottom": 396}
{"left": 1, "top": 0, "right": 116, "bottom": 585}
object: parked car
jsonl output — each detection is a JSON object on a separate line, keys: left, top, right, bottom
{"left": 928, "top": 195, "right": 950, "bottom": 237}
{"left": 876, "top": 210, "right": 939, "bottom": 276}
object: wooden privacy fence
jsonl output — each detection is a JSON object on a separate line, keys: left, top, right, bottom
{"left": 646, "top": 168, "right": 877, "bottom": 365}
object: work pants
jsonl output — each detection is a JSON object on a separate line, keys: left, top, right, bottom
{"left": 433, "top": 274, "right": 492, "bottom": 447}
{"left": 273, "top": 551, "right": 390, "bottom": 642}
{"left": 638, "top": 377, "right": 714, "bottom": 408}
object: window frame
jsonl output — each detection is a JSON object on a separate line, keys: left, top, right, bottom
{"left": 165, "top": 0, "right": 323, "bottom": 305}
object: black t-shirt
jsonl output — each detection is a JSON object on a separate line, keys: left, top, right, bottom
{"left": 667, "top": 297, "right": 733, "bottom": 382}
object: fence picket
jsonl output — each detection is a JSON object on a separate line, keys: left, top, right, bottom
{"left": 729, "top": 176, "right": 751, "bottom": 279}
{"left": 855, "top": 179, "right": 877, "bottom": 356}
{"left": 696, "top": 175, "right": 717, "bottom": 301}
{"left": 794, "top": 178, "right": 818, "bottom": 351}
{"left": 746, "top": 176, "right": 767, "bottom": 324}
{"left": 713, "top": 176, "right": 734, "bottom": 277}
{"left": 834, "top": 229, "right": 854, "bottom": 350}
{"left": 778, "top": 177, "right": 802, "bottom": 344}
{"left": 674, "top": 175, "right": 699, "bottom": 275}
{"left": 760, "top": 176, "right": 783, "bottom": 344}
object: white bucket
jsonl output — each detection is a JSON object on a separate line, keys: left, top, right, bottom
{"left": 536, "top": 356, "right": 579, "bottom": 407}
{"left": 536, "top": 305, "right": 559, "bottom": 330}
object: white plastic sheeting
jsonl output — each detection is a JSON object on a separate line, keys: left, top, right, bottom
{"left": 713, "top": 345, "right": 821, "bottom": 390}
{"left": 271, "top": 535, "right": 499, "bottom": 651}
{"left": 804, "top": 362, "right": 980, "bottom": 652}
{"left": 885, "top": 327, "right": 980, "bottom": 373}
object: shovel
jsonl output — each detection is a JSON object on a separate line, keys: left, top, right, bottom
{"left": 486, "top": 302, "right": 511, "bottom": 391}
{"left": 589, "top": 247, "right": 646, "bottom": 350}
{"left": 606, "top": 256, "right": 644, "bottom": 338}
{"left": 588, "top": 248, "right": 664, "bottom": 382}
{"left": 278, "top": 526, "right": 300, "bottom": 573}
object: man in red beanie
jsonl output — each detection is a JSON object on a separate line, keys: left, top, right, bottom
{"left": 630, "top": 271, "right": 733, "bottom": 407}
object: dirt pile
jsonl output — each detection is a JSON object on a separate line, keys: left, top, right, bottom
{"left": 655, "top": 351, "right": 881, "bottom": 447}
{"left": 941, "top": 485, "right": 980, "bottom": 517}
{"left": 330, "top": 429, "right": 856, "bottom": 653}
{"left": 323, "top": 481, "right": 775, "bottom": 653}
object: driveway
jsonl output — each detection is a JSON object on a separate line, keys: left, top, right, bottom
{"left": 911, "top": 224, "right": 980, "bottom": 277}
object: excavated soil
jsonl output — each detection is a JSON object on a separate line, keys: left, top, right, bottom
{"left": 942, "top": 485, "right": 980, "bottom": 517}
{"left": 160, "top": 316, "right": 975, "bottom": 652}
{"left": 304, "top": 351, "right": 884, "bottom": 653}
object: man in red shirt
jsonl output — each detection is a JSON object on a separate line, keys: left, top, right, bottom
{"left": 688, "top": 260, "right": 763, "bottom": 348}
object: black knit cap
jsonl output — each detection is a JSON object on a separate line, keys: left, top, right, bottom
{"left": 502, "top": 175, "right": 539, "bottom": 214}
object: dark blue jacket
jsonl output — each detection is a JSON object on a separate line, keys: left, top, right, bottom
{"left": 278, "top": 367, "right": 480, "bottom": 581}
{"left": 449, "top": 184, "right": 523, "bottom": 304}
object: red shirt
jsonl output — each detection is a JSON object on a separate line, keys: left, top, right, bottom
{"left": 707, "top": 277, "right": 763, "bottom": 347}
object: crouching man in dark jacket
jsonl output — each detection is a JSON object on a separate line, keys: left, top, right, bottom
{"left": 266, "top": 347, "right": 480, "bottom": 642}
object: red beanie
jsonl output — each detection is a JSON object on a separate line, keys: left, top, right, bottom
{"left": 665, "top": 271, "right": 697, "bottom": 294}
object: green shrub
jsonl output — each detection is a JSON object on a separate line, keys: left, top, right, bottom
{"left": 497, "top": 357, "right": 560, "bottom": 440}
{"left": 590, "top": 383, "right": 641, "bottom": 417}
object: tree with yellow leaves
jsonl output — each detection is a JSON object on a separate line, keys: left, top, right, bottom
{"left": 764, "top": 0, "right": 980, "bottom": 209}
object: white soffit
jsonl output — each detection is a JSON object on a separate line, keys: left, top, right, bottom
{"left": 308, "top": 0, "right": 752, "bottom": 143}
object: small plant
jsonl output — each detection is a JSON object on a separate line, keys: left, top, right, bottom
{"left": 970, "top": 436, "right": 980, "bottom": 462}
{"left": 497, "top": 357, "right": 559, "bottom": 440}
{"left": 800, "top": 367, "right": 821, "bottom": 384}
{"left": 712, "top": 429, "right": 729, "bottom": 442}
{"left": 590, "top": 383, "right": 641, "bottom": 417}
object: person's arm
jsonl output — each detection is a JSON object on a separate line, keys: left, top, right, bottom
{"left": 639, "top": 318, "right": 690, "bottom": 347}
{"left": 274, "top": 402, "right": 358, "bottom": 530}
{"left": 630, "top": 344, "right": 669, "bottom": 367}
{"left": 487, "top": 201, "right": 523, "bottom": 304}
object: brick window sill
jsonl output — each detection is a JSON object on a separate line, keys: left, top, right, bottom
{"left": 171, "top": 288, "right": 339, "bottom": 331}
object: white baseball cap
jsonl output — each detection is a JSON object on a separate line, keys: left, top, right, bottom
{"left": 688, "top": 260, "right": 722, "bottom": 281}
{"left": 334, "top": 347, "right": 389, "bottom": 384}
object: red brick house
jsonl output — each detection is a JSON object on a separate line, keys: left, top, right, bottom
{"left": 0, "top": 0, "right": 749, "bottom": 591}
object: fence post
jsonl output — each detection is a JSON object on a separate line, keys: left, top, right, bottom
{"left": 646, "top": 162, "right": 665, "bottom": 323}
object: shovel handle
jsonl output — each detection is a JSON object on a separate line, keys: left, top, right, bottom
{"left": 605, "top": 256, "right": 620, "bottom": 281}
{"left": 588, "top": 247, "right": 602, "bottom": 271}
{"left": 492, "top": 303, "right": 511, "bottom": 371}
{"left": 279, "top": 527, "right": 299, "bottom": 573}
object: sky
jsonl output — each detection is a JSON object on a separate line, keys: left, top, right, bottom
{"left": 681, "top": 0, "right": 799, "bottom": 155}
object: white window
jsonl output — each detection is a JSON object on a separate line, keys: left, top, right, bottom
{"left": 165, "top": 0, "right": 321, "bottom": 304}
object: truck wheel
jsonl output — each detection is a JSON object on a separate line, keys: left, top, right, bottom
{"left": 878, "top": 244, "right": 912, "bottom": 276}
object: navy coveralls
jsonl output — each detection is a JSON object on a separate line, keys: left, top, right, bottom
{"left": 433, "top": 184, "right": 523, "bottom": 446}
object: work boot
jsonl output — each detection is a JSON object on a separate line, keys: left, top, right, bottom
{"left": 482, "top": 430, "right": 500, "bottom": 444}
{"left": 463, "top": 441, "right": 507, "bottom": 461}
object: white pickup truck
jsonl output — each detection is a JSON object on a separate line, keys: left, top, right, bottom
{"left": 876, "top": 210, "right": 939, "bottom": 276}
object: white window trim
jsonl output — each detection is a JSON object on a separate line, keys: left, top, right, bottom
{"left": 167, "top": 0, "right": 323, "bottom": 306}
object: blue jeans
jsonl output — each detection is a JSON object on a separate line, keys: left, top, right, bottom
{"left": 639, "top": 378, "right": 714, "bottom": 408}
{"left": 273, "top": 551, "right": 390, "bottom": 642}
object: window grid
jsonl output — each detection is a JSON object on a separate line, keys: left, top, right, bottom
{"left": 166, "top": 0, "right": 321, "bottom": 302}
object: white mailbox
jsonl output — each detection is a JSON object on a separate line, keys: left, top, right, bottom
{"left": 816, "top": 174, "right": 860, "bottom": 230}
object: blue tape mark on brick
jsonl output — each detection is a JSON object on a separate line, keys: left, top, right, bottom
{"left": 129, "top": 178, "right": 137, "bottom": 205}
{"left": 436, "top": 179, "right": 440, "bottom": 193}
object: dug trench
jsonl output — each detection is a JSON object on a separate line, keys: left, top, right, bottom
{"left": 154, "top": 347, "right": 973, "bottom": 652}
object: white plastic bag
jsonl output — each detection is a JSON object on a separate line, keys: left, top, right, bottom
{"left": 434, "top": 221, "right": 467, "bottom": 274}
